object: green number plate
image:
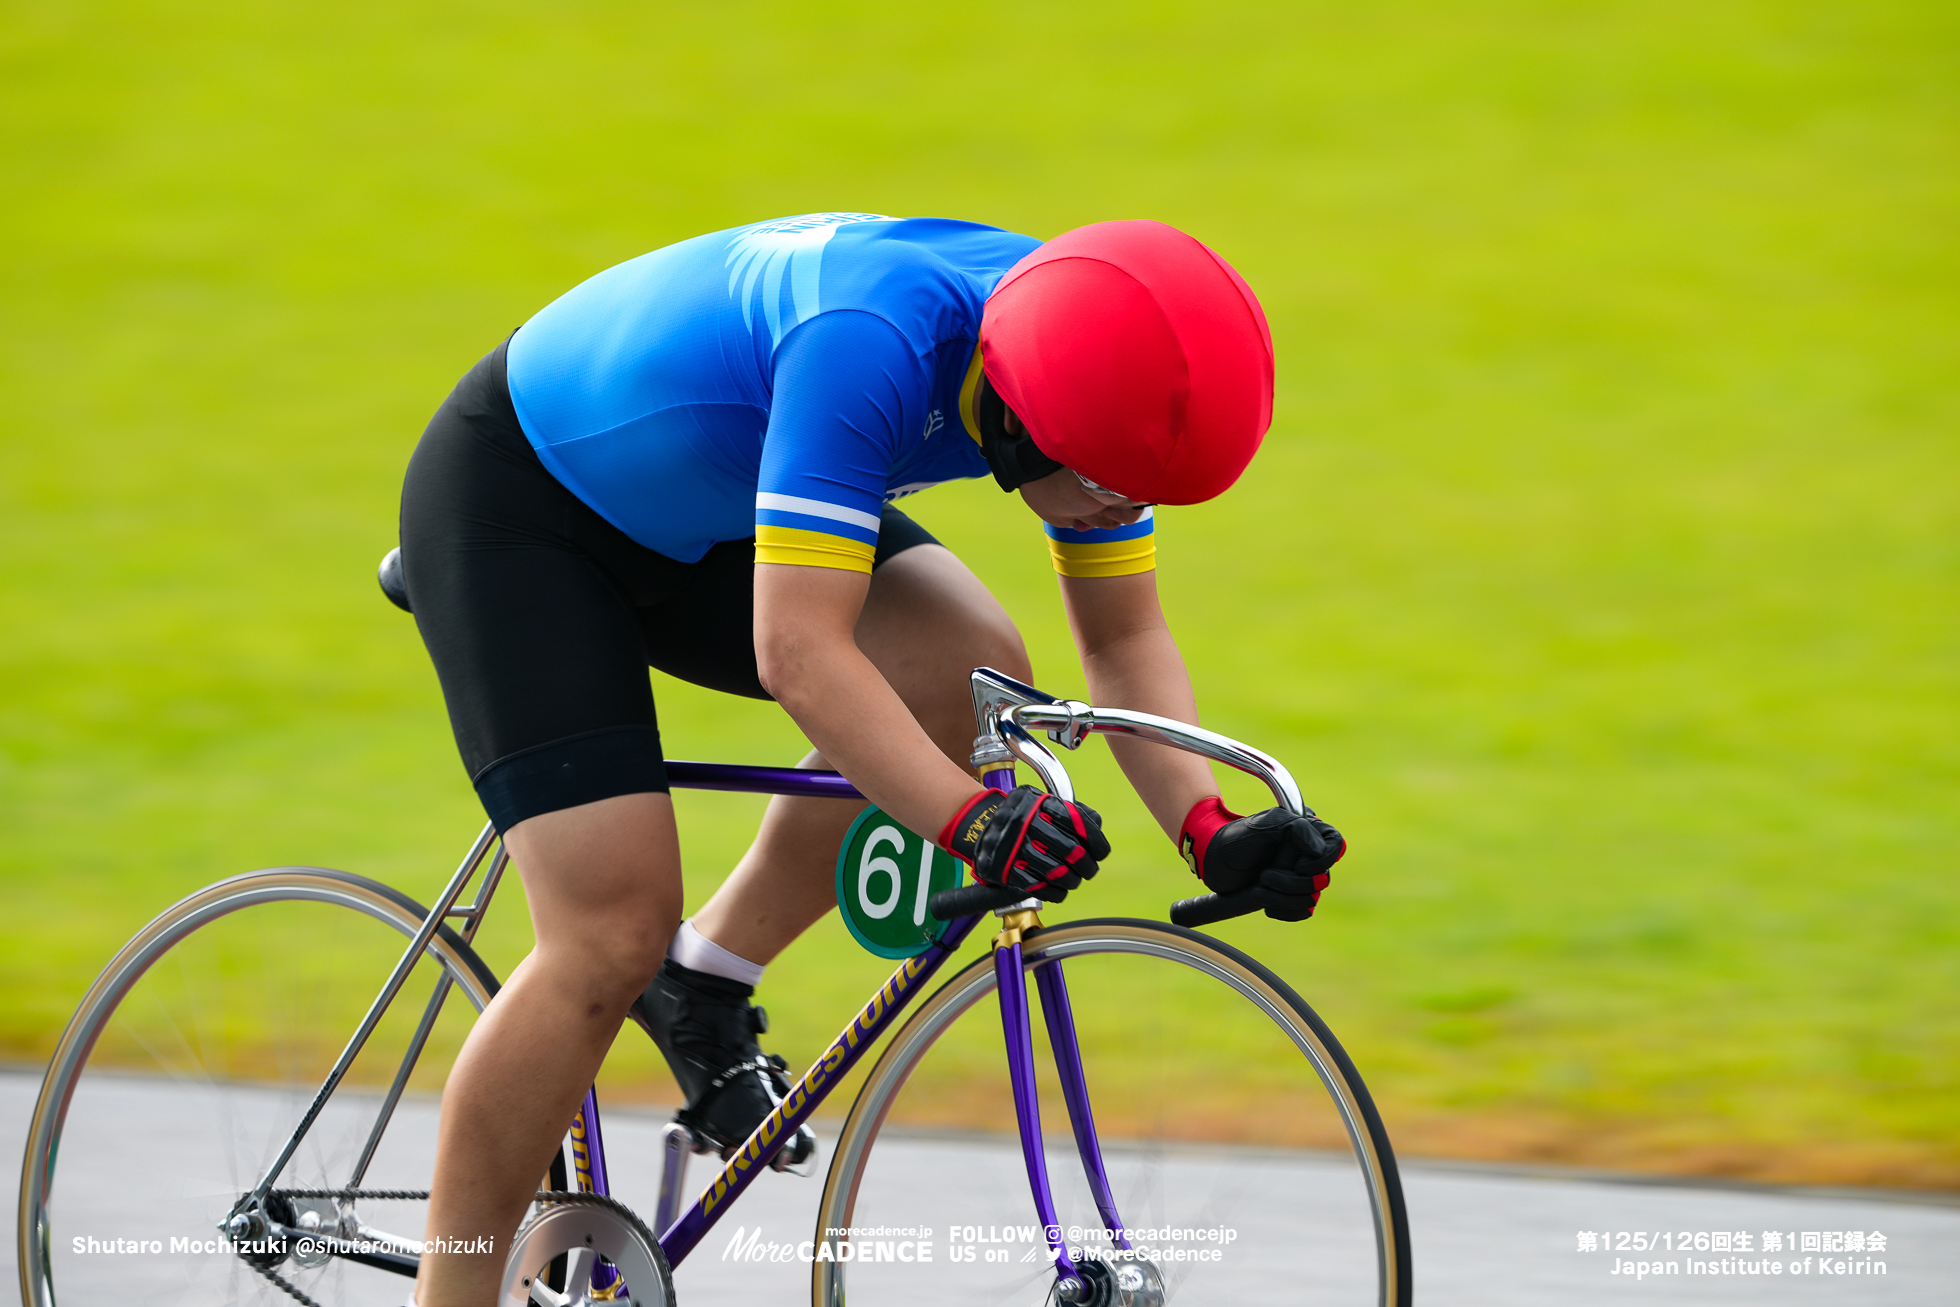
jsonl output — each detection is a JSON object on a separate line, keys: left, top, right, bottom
{"left": 834, "top": 805, "right": 967, "bottom": 958}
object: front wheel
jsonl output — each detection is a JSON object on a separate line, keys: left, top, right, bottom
{"left": 815, "top": 918, "right": 1411, "bottom": 1307}
{"left": 18, "top": 866, "right": 510, "bottom": 1307}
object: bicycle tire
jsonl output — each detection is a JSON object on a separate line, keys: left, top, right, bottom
{"left": 812, "top": 918, "right": 1411, "bottom": 1307}
{"left": 17, "top": 866, "right": 518, "bottom": 1307}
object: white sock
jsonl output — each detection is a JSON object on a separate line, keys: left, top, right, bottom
{"left": 669, "top": 918, "right": 765, "bottom": 987}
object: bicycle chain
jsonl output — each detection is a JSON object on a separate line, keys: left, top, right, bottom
{"left": 271, "top": 1186, "right": 643, "bottom": 1222}
{"left": 530, "top": 1189, "right": 657, "bottom": 1226}
{"left": 273, "top": 1186, "right": 644, "bottom": 1216}
{"left": 247, "top": 1258, "right": 325, "bottom": 1307}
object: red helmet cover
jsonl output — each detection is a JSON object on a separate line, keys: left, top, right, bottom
{"left": 980, "top": 220, "right": 1273, "bottom": 505}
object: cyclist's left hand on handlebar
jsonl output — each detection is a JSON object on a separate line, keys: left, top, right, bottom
{"left": 940, "top": 785, "right": 1111, "bottom": 901}
{"left": 1179, "top": 798, "right": 1346, "bottom": 921}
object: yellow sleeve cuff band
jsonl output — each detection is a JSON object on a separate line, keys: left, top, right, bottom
{"left": 1048, "top": 537, "right": 1157, "bottom": 578}
{"left": 754, "top": 525, "right": 876, "bottom": 574}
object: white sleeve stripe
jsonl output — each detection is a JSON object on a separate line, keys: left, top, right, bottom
{"left": 754, "top": 492, "right": 883, "bottom": 532}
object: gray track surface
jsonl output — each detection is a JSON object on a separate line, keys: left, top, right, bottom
{"left": 7, "top": 1066, "right": 1956, "bottom": 1304}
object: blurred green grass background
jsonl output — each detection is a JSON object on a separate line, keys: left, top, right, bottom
{"left": 2, "top": 0, "right": 1954, "bottom": 1186}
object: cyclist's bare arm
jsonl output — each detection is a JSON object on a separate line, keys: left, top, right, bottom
{"left": 1060, "top": 569, "right": 1220, "bottom": 838}
{"left": 754, "top": 561, "right": 984, "bottom": 837}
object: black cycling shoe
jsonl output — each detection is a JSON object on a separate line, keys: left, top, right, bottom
{"left": 631, "top": 958, "right": 817, "bottom": 1169}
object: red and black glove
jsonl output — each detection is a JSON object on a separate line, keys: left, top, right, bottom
{"left": 1179, "top": 798, "right": 1345, "bottom": 921}
{"left": 939, "top": 786, "right": 1111, "bottom": 901}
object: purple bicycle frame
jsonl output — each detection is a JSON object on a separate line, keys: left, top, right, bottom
{"left": 574, "top": 759, "right": 1125, "bottom": 1289}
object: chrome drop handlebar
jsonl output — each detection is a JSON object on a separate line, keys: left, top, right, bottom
{"left": 998, "top": 704, "right": 1307, "bottom": 819}
{"left": 968, "top": 666, "right": 1307, "bottom": 818}
{"left": 947, "top": 669, "right": 1316, "bottom": 928}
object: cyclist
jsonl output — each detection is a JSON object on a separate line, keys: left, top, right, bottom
{"left": 396, "top": 213, "right": 1345, "bottom": 1306}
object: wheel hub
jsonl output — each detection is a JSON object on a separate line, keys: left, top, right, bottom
{"left": 1070, "top": 1258, "right": 1166, "bottom": 1307}
{"left": 222, "top": 1193, "right": 295, "bottom": 1271}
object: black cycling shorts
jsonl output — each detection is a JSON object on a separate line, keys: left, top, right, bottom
{"left": 398, "top": 340, "right": 943, "bottom": 833}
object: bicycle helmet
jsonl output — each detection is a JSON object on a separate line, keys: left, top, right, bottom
{"left": 979, "top": 220, "right": 1273, "bottom": 505}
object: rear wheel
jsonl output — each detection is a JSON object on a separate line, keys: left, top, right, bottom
{"left": 17, "top": 866, "right": 541, "bottom": 1306}
{"left": 815, "top": 918, "right": 1411, "bottom": 1307}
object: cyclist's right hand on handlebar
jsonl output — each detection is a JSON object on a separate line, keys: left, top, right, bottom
{"left": 939, "top": 786, "right": 1111, "bottom": 900}
{"left": 1180, "top": 798, "right": 1346, "bottom": 921}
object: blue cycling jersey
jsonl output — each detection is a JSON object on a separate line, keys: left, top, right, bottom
{"left": 505, "top": 213, "right": 1156, "bottom": 577}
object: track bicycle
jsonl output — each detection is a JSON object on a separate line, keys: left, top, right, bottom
{"left": 20, "top": 597, "right": 1413, "bottom": 1306}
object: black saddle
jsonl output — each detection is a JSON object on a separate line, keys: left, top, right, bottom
{"left": 377, "top": 547, "right": 411, "bottom": 613}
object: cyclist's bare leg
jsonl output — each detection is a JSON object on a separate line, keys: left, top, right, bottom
{"left": 690, "top": 543, "right": 1030, "bottom": 963}
{"left": 417, "top": 792, "right": 683, "bottom": 1307}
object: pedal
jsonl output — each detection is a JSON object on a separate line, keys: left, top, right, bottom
{"left": 769, "top": 1122, "right": 819, "bottom": 1174}
{"left": 671, "top": 1113, "right": 816, "bottom": 1174}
